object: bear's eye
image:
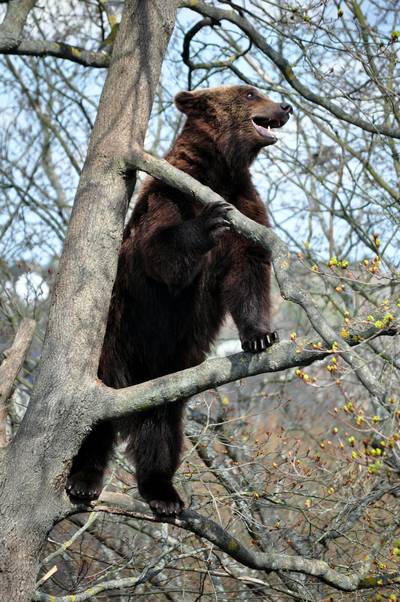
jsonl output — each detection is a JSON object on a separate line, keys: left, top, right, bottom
{"left": 246, "top": 91, "right": 256, "bottom": 100}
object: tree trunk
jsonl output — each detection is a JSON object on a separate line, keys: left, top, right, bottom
{"left": 0, "top": 1, "right": 177, "bottom": 600}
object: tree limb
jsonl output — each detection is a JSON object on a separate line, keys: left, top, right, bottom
{"left": 96, "top": 326, "right": 397, "bottom": 422}
{"left": 64, "top": 492, "right": 390, "bottom": 593}
{"left": 0, "top": 0, "right": 36, "bottom": 44}
{"left": 0, "top": 39, "right": 111, "bottom": 67}
{"left": 0, "top": 0, "right": 110, "bottom": 67}
{"left": 0, "top": 318, "right": 36, "bottom": 446}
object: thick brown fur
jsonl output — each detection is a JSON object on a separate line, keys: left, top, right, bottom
{"left": 66, "top": 85, "right": 292, "bottom": 515}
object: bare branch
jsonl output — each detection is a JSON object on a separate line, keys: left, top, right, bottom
{"left": 0, "top": 0, "right": 36, "bottom": 44}
{"left": 0, "top": 318, "right": 36, "bottom": 446}
{"left": 97, "top": 327, "right": 397, "bottom": 422}
{"left": 0, "top": 39, "right": 110, "bottom": 67}
{"left": 69, "top": 491, "right": 388, "bottom": 593}
{"left": 0, "top": 0, "right": 110, "bottom": 67}
{"left": 34, "top": 543, "right": 177, "bottom": 601}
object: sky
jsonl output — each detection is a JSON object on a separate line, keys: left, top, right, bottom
{"left": 0, "top": 0, "right": 398, "bottom": 306}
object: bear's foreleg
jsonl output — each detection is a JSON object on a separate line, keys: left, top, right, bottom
{"left": 223, "top": 243, "right": 278, "bottom": 352}
{"left": 140, "top": 200, "right": 231, "bottom": 292}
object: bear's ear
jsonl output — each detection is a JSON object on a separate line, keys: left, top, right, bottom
{"left": 174, "top": 90, "right": 196, "bottom": 114}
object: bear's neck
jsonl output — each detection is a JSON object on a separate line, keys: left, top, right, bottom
{"left": 165, "top": 119, "right": 256, "bottom": 199}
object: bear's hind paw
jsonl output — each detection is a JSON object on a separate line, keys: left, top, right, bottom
{"left": 149, "top": 497, "right": 184, "bottom": 516}
{"left": 66, "top": 469, "right": 103, "bottom": 502}
{"left": 139, "top": 479, "right": 184, "bottom": 516}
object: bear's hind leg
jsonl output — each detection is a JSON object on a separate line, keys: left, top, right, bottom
{"left": 126, "top": 401, "right": 185, "bottom": 516}
{"left": 66, "top": 421, "right": 114, "bottom": 502}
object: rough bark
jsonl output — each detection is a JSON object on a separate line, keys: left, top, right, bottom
{"left": 0, "top": 2, "right": 177, "bottom": 600}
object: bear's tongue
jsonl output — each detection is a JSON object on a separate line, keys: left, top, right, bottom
{"left": 252, "top": 120, "right": 278, "bottom": 141}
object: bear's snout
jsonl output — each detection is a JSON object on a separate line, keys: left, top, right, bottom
{"left": 280, "top": 103, "right": 293, "bottom": 115}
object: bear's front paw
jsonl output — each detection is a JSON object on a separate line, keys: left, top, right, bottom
{"left": 66, "top": 469, "right": 104, "bottom": 502}
{"left": 242, "top": 331, "right": 279, "bottom": 353}
{"left": 198, "top": 200, "right": 232, "bottom": 244}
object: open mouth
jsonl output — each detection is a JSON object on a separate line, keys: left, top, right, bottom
{"left": 251, "top": 116, "right": 286, "bottom": 142}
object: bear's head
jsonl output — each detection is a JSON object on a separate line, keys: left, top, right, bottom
{"left": 174, "top": 85, "right": 292, "bottom": 168}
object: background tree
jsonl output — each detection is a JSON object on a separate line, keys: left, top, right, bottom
{"left": 0, "top": 0, "right": 399, "bottom": 600}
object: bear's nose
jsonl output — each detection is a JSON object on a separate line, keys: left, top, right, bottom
{"left": 280, "top": 103, "right": 293, "bottom": 114}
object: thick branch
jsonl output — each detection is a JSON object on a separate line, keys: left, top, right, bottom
{"left": 75, "top": 492, "right": 372, "bottom": 592}
{"left": 0, "top": 0, "right": 36, "bottom": 43}
{"left": 0, "top": 39, "right": 110, "bottom": 67}
{"left": 123, "top": 150, "right": 389, "bottom": 406}
{"left": 0, "top": 318, "right": 36, "bottom": 446}
{"left": 0, "top": 0, "right": 110, "bottom": 66}
{"left": 96, "top": 327, "right": 397, "bottom": 421}
{"left": 181, "top": 0, "right": 400, "bottom": 139}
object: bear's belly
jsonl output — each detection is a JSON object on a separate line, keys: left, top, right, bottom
{"left": 101, "top": 272, "right": 225, "bottom": 388}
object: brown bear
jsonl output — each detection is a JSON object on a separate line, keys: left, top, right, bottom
{"left": 66, "top": 85, "right": 292, "bottom": 515}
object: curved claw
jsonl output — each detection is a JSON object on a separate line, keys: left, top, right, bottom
{"left": 66, "top": 470, "right": 104, "bottom": 502}
{"left": 149, "top": 498, "right": 184, "bottom": 516}
{"left": 242, "top": 331, "right": 279, "bottom": 353}
{"left": 140, "top": 479, "right": 185, "bottom": 516}
{"left": 201, "top": 200, "right": 232, "bottom": 217}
